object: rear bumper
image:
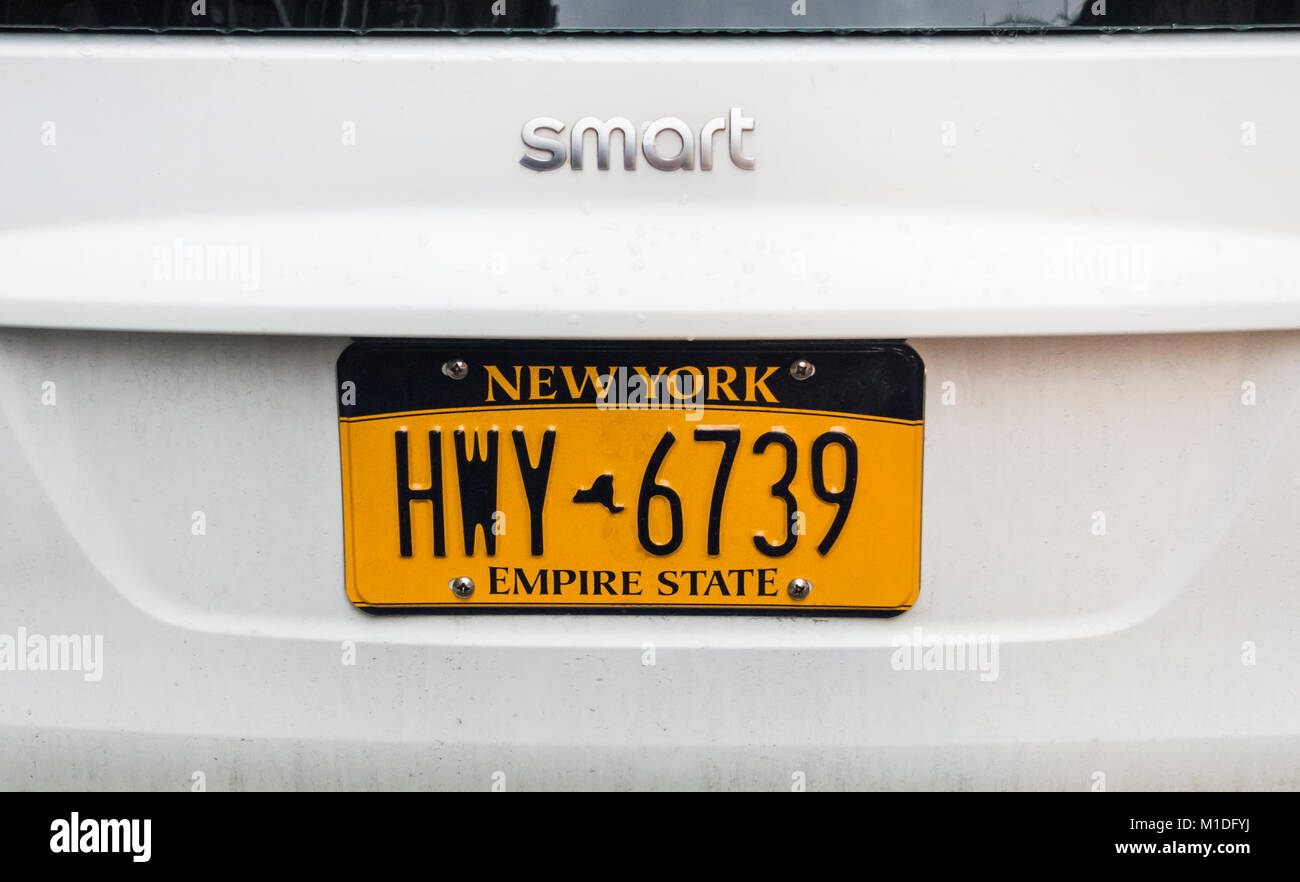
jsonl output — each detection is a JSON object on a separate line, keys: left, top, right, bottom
{"left": 1, "top": 329, "right": 1296, "bottom": 789}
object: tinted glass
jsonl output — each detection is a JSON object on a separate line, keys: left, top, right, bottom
{"left": 1, "top": 0, "right": 1298, "bottom": 32}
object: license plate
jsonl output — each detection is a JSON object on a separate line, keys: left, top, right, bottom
{"left": 336, "top": 341, "right": 924, "bottom": 615}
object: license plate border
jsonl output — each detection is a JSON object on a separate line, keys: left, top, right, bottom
{"left": 336, "top": 338, "right": 925, "bottom": 618}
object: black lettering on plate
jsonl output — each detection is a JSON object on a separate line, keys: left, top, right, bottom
{"left": 454, "top": 428, "right": 499, "bottom": 556}
{"left": 752, "top": 430, "right": 798, "bottom": 558}
{"left": 394, "top": 429, "right": 445, "bottom": 558}
{"left": 637, "top": 432, "right": 684, "bottom": 556}
{"left": 693, "top": 427, "right": 740, "bottom": 556}
{"left": 811, "top": 430, "right": 858, "bottom": 556}
{"left": 512, "top": 428, "right": 556, "bottom": 556}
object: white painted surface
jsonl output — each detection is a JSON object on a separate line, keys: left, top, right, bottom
{"left": 0, "top": 33, "right": 1297, "bottom": 790}
{"left": 0, "top": 330, "right": 1295, "bottom": 789}
{"left": 0, "top": 33, "right": 1298, "bottom": 337}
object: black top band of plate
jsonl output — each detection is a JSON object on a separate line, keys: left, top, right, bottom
{"left": 336, "top": 340, "right": 924, "bottom": 423}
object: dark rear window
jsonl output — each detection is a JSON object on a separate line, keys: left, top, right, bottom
{"left": 2, "top": 0, "right": 1299, "bottom": 33}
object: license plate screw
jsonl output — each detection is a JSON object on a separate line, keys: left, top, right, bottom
{"left": 789, "top": 359, "right": 816, "bottom": 381}
{"left": 787, "top": 578, "right": 813, "bottom": 600}
{"left": 449, "top": 576, "right": 475, "bottom": 598}
{"left": 442, "top": 359, "right": 469, "bottom": 380}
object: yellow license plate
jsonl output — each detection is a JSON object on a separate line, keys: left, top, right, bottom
{"left": 337, "top": 341, "right": 924, "bottom": 615}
